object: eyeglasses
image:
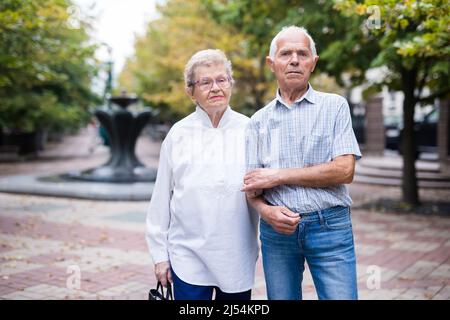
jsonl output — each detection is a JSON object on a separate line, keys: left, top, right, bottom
{"left": 191, "top": 76, "right": 232, "bottom": 91}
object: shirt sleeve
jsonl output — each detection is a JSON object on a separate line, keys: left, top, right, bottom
{"left": 145, "top": 135, "right": 173, "bottom": 264}
{"left": 332, "top": 98, "right": 362, "bottom": 160}
{"left": 245, "top": 120, "right": 262, "bottom": 171}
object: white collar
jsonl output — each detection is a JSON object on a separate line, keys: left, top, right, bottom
{"left": 195, "top": 105, "right": 232, "bottom": 128}
{"left": 275, "top": 83, "right": 316, "bottom": 109}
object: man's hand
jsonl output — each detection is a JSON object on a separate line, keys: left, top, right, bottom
{"left": 154, "top": 261, "right": 172, "bottom": 287}
{"left": 261, "top": 205, "right": 300, "bottom": 235}
{"left": 242, "top": 168, "right": 283, "bottom": 192}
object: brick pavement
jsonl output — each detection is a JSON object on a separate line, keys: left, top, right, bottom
{"left": 0, "top": 128, "right": 449, "bottom": 300}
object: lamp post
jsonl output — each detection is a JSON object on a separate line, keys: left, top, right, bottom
{"left": 104, "top": 45, "right": 113, "bottom": 109}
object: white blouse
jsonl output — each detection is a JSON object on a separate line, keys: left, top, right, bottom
{"left": 145, "top": 106, "right": 259, "bottom": 293}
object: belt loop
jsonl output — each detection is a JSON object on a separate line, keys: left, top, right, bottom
{"left": 318, "top": 210, "right": 324, "bottom": 226}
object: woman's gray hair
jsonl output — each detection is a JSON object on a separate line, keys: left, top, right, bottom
{"left": 184, "top": 49, "right": 233, "bottom": 89}
{"left": 269, "top": 26, "right": 317, "bottom": 59}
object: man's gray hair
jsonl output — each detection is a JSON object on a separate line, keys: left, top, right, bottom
{"left": 269, "top": 26, "right": 317, "bottom": 59}
{"left": 184, "top": 49, "right": 233, "bottom": 88}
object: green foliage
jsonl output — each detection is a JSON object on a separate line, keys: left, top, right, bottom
{"left": 120, "top": 0, "right": 381, "bottom": 119}
{"left": 120, "top": 0, "right": 448, "bottom": 127}
{"left": 0, "top": 0, "right": 100, "bottom": 133}
{"left": 335, "top": 0, "right": 450, "bottom": 205}
{"left": 205, "top": 0, "right": 380, "bottom": 88}
{"left": 335, "top": 0, "right": 450, "bottom": 99}
{"left": 118, "top": 0, "right": 278, "bottom": 121}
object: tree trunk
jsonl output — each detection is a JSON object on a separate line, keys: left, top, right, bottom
{"left": 401, "top": 68, "right": 420, "bottom": 206}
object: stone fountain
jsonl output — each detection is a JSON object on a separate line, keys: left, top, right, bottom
{"left": 67, "top": 95, "right": 157, "bottom": 183}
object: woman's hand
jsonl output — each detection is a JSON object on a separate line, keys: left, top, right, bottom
{"left": 155, "top": 261, "right": 172, "bottom": 287}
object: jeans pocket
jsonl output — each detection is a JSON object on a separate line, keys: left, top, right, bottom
{"left": 324, "top": 208, "right": 352, "bottom": 230}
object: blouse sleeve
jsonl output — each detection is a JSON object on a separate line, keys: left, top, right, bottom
{"left": 145, "top": 135, "right": 173, "bottom": 264}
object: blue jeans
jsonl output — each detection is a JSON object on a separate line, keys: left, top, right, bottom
{"left": 171, "top": 268, "right": 251, "bottom": 300}
{"left": 260, "top": 205, "right": 358, "bottom": 300}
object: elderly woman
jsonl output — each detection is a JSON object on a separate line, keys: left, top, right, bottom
{"left": 145, "top": 49, "right": 259, "bottom": 300}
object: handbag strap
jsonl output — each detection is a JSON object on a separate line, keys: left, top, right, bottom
{"left": 156, "top": 281, "right": 173, "bottom": 300}
{"left": 164, "top": 282, "right": 173, "bottom": 300}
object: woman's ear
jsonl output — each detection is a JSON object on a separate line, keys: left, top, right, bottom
{"left": 185, "top": 86, "right": 196, "bottom": 103}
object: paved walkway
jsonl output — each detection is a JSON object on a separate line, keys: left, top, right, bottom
{"left": 0, "top": 128, "right": 449, "bottom": 300}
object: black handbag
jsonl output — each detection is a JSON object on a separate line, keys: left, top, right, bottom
{"left": 148, "top": 281, "right": 173, "bottom": 300}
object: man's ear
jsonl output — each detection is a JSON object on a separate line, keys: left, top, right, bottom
{"left": 266, "top": 56, "right": 275, "bottom": 73}
{"left": 311, "top": 55, "right": 319, "bottom": 73}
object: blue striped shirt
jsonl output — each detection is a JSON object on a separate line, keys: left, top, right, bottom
{"left": 245, "top": 85, "right": 362, "bottom": 213}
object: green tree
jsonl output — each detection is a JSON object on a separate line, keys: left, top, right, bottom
{"left": 0, "top": 0, "right": 100, "bottom": 135}
{"left": 204, "top": 0, "right": 380, "bottom": 98}
{"left": 335, "top": 0, "right": 450, "bottom": 206}
{"left": 118, "top": 0, "right": 279, "bottom": 122}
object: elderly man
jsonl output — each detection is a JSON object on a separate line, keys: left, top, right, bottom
{"left": 242, "top": 26, "right": 361, "bottom": 300}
